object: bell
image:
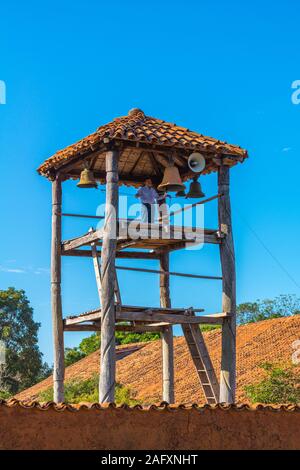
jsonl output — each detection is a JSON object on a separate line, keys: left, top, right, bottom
{"left": 77, "top": 168, "right": 98, "bottom": 188}
{"left": 157, "top": 165, "right": 185, "bottom": 192}
{"left": 176, "top": 189, "right": 186, "bottom": 197}
{"left": 186, "top": 177, "right": 205, "bottom": 198}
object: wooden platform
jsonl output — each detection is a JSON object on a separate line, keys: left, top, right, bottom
{"left": 63, "top": 305, "right": 230, "bottom": 332}
{"left": 62, "top": 220, "right": 221, "bottom": 256}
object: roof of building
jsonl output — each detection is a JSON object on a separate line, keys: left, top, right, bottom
{"left": 16, "top": 315, "right": 300, "bottom": 405}
{"left": 37, "top": 108, "right": 248, "bottom": 184}
{"left": 2, "top": 399, "right": 300, "bottom": 412}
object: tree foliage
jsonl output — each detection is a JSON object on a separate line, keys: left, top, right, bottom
{"left": 64, "top": 334, "right": 101, "bottom": 366}
{"left": 0, "top": 287, "right": 51, "bottom": 395}
{"left": 237, "top": 294, "right": 300, "bottom": 325}
{"left": 245, "top": 362, "right": 300, "bottom": 404}
{"left": 64, "top": 347, "right": 85, "bottom": 367}
{"left": 38, "top": 374, "right": 141, "bottom": 405}
{"left": 200, "top": 324, "right": 221, "bottom": 332}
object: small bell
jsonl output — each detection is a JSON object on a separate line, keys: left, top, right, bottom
{"left": 77, "top": 168, "right": 98, "bottom": 189}
{"left": 157, "top": 165, "right": 185, "bottom": 192}
{"left": 186, "top": 176, "right": 205, "bottom": 198}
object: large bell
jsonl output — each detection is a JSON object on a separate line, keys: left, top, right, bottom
{"left": 186, "top": 177, "right": 205, "bottom": 198}
{"left": 157, "top": 165, "right": 185, "bottom": 192}
{"left": 77, "top": 168, "right": 98, "bottom": 188}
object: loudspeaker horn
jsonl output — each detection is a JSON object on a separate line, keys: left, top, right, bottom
{"left": 188, "top": 152, "right": 206, "bottom": 173}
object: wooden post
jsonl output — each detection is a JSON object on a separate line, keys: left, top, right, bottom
{"left": 51, "top": 175, "right": 65, "bottom": 402}
{"left": 218, "top": 165, "right": 236, "bottom": 403}
{"left": 99, "top": 149, "right": 119, "bottom": 403}
{"left": 159, "top": 250, "right": 175, "bottom": 404}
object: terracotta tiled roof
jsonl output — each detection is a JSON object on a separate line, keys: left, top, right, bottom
{"left": 2, "top": 399, "right": 300, "bottom": 412}
{"left": 37, "top": 108, "right": 247, "bottom": 178}
{"left": 16, "top": 315, "right": 300, "bottom": 405}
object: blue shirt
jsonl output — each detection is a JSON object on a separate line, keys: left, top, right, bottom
{"left": 137, "top": 186, "right": 158, "bottom": 204}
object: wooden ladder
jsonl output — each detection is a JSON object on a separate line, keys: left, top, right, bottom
{"left": 181, "top": 320, "right": 219, "bottom": 404}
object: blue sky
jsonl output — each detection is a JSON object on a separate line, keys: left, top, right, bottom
{"left": 0, "top": 0, "right": 299, "bottom": 364}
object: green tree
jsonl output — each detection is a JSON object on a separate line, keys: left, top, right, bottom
{"left": 64, "top": 333, "right": 102, "bottom": 366}
{"left": 0, "top": 287, "right": 51, "bottom": 395}
{"left": 64, "top": 347, "right": 85, "bottom": 367}
{"left": 115, "top": 331, "right": 160, "bottom": 345}
{"left": 245, "top": 363, "right": 300, "bottom": 404}
{"left": 200, "top": 324, "right": 221, "bottom": 332}
{"left": 80, "top": 333, "right": 101, "bottom": 354}
{"left": 237, "top": 294, "right": 300, "bottom": 325}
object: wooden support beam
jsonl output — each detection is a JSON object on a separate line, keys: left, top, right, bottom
{"left": 118, "top": 232, "right": 220, "bottom": 245}
{"left": 65, "top": 305, "right": 204, "bottom": 325}
{"left": 218, "top": 165, "right": 236, "bottom": 404}
{"left": 119, "top": 305, "right": 204, "bottom": 313}
{"left": 64, "top": 323, "right": 165, "bottom": 332}
{"left": 117, "top": 311, "right": 228, "bottom": 324}
{"left": 62, "top": 249, "right": 160, "bottom": 259}
{"left": 159, "top": 250, "right": 175, "bottom": 404}
{"left": 116, "top": 240, "right": 138, "bottom": 251}
{"left": 64, "top": 324, "right": 101, "bottom": 332}
{"left": 99, "top": 149, "right": 119, "bottom": 403}
{"left": 51, "top": 176, "right": 65, "bottom": 402}
{"left": 62, "top": 229, "right": 102, "bottom": 251}
{"left": 64, "top": 310, "right": 228, "bottom": 326}
{"left": 62, "top": 223, "right": 220, "bottom": 252}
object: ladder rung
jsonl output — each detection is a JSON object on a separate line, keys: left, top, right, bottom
{"left": 183, "top": 325, "right": 219, "bottom": 406}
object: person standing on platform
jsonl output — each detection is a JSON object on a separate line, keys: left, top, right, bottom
{"left": 135, "top": 178, "right": 158, "bottom": 223}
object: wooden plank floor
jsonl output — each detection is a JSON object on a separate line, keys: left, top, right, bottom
{"left": 62, "top": 221, "right": 221, "bottom": 253}
{"left": 64, "top": 305, "right": 229, "bottom": 327}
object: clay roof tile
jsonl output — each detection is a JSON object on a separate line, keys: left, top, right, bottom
{"left": 37, "top": 108, "right": 247, "bottom": 178}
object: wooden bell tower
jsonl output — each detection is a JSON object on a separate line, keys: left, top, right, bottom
{"left": 38, "top": 108, "right": 247, "bottom": 404}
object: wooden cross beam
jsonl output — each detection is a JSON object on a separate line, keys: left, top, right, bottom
{"left": 64, "top": 323, "right": 166, "bottom": 333}
{"left": 64, "top": 310, "right": 229, "bottom": 326}
{"left": 62, "top": 249, "right": 160, "bottom": 260}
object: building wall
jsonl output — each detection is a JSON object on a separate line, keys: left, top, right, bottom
{"left": 0, "top": 401, "right": 300, "bottom": 450}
